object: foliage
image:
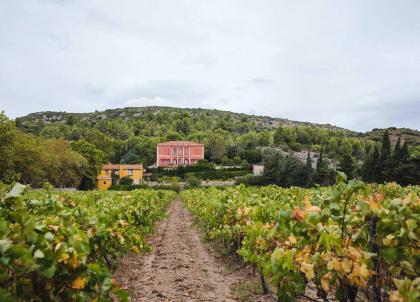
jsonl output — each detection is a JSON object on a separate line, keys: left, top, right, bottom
{"left": 4, "top": 108, "right": 419, "bottom": 187}
{"left": 262, "top": 148, "right": 334, "bottom": 187}
{"left": 0, "top": 183, "right": 176, "bottom": 301}
{"left": 119, "top": 176, "right": 133, "bottom": 186}
{"left": 181, "top": 177, "right": 420, "bottom": 302}
{"left": 185, "top": 175, "right": 202, "bottom": 188}
{"left": 362, "top": 131, "right": 419, "bottom": 185}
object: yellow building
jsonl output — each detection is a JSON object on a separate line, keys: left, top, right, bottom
{"left": 97, "top": 163, "right": 144, "bottom": 191}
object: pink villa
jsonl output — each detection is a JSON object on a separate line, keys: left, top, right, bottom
{"left": 156, "top": 141, "right": 204, "bottom": 167}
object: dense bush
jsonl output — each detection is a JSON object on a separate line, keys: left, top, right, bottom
{"left": 109, "top": 183, "right": 180, "bottom": 192}
{"left": 185, "top": 170, "right": 249, "bottom": 181}
{"left": 185, "top": 175, "right": 202, "bottom": 187}
{"left": 118, "top": 176, "right": 133, "bottom": 186}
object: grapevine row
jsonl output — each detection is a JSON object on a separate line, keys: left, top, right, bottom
{"left": 181, "top": 174, "right": 419, "bottom": 302}
{"left": 0, "top": 183, "right": 176, "bottom": 301}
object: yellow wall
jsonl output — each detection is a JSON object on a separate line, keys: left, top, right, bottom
{"left": 97, "top": 165, "right": 144, "bottom": 190}
{"left": 98, "top": 178, "right": 112, "bottom": 191}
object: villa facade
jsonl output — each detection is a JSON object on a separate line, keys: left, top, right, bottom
{"left": 156, "top": 141, "right": 204, "bottom": 167}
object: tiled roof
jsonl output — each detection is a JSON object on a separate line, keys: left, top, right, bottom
{"left": 101, "top": 164, "right": 143, "bottom": 170}
{"left": 157, "top": 141, "right": 203, "bottom": 146}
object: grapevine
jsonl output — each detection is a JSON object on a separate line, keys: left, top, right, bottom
{"left": 181, "top": 174, "right": 419, "bottom": 302}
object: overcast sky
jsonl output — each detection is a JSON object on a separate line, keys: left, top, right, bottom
{"left": 1, "top": 1, "right": 419, "bottom": 131}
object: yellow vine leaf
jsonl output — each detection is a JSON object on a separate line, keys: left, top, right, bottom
{"left": 292, "top": 206, "right": 305, "bottom": 221}
{"left": 300, "top": 262, "right": 315, "bottom": 280}
{"left": 72, "top": 276, "right": 87, "bottom": 289}
{"left": 48, "top": 225, "right": 59, "bottom": 232}
{"left": 389, "top": 291, "right": 404, "bottom": 302}
{"left": 342, "top": 258, "right": 353, "bottom": 274}
{"left": 348, "top": 263, "right": 371, "bottom": 287}
{"left": 58, "top": 252, "right": 70, "bottom": 263}
{"left": 302, "top": 195, "right": 321, "bottom": 214}
{"left": 327, "top": 258, "right": 341, "bottom": 272}
{"left": 383, "top": 234, "right": 395, "bottom": 246}
{"left": 70, "top": 253, "right": 79, "bottom": 269}
{"left": 321, "top": 272, "right": 333, "bottom": 292}
{"left": 287, "top": 234, "right": 297, "bottom": 245}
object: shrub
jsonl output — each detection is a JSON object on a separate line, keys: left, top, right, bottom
{"left": 185, "top": 175, "right": 202, "bottom": 187}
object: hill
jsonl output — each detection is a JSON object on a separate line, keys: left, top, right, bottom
{"left": 2, "top": 106, "right": 419, "bottom": 189}
{"left": 16, "top": 106, "right": 352, "bottom": 134}
{"left": 14, "top": 106, "right": 420, "bottom": 165}
{"left": 363, "top": 127, "right": 420, "bottom": 146}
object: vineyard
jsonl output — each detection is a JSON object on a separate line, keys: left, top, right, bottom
{"left": 1, "top": 175, "right": 419, "bottom": 302}
{"left": 181, "top": 174, "right": 420, "bottom": 302}
{"left": 0, "top": 183, "right": 176, "bottom": 301}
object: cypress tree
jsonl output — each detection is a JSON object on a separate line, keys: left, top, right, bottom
{"left": 379, "top": 130, "right": 391, "bottom": 181}
{"left": 339, "top": 152, "right": 356, "bottom": 179}
{"left": 306, "top": 151, "right": 313, "bottom": 187}
{"left": 400, "top": 140, "right": 409, "bottom": 162}
{"left": 316, "top": 146, "right": 328, "bottom": 185}
{"left": 371, "top": 146, "right": 381, "bottom": 182}
{"left": 393, "top": 135, "right": 402, "bottom": 159}
{"left": 380, "top": 130, "right": 391, "bottom": 161}
{"left": 387, "top": 135, "right": 402, "bottom": 182}
{"left": 362, "top": 154, "right": 373, "bottom": 182}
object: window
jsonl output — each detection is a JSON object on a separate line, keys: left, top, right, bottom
{"left": 103, "top": 181, "right": 106, "bottom": 185}
{"left": 128, "top": 169, "right": 133, "bottom": 176}
{"left": 173, "top": 159, "right": 177, "bottom": 164}
{"left": 104, "top": 170, "right": 109, "bottom": 174}
{"left": 185, "top": 159, "right": 189, "bottom": 164}
{"left": 115, "top": 170, "right": 119, "bottom": 175}
{"left": 172, "top": 147, "right": 177, "bottom": 155}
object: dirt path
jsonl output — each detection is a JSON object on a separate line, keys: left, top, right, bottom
{"left": 113, "top": 198, "right": 237, "bottom": 302}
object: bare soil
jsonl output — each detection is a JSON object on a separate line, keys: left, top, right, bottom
{"left": 114, "top": 198, "right": 261, "bottom": 302}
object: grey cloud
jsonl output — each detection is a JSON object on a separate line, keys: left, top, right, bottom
{"left": 118, "top": 81, "right": 210, "bottom": 103}
{"left": 251, "top": 78, "right": 274, "bottom": 84}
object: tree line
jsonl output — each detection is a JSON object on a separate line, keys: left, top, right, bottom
{"left": 0, "top": 112, "right": 104, "bottom": 189}
{"left": 2, "top": 109, "right": 420, "bottom": 189}
{"left": 253, "top": 130, "right": 419, "bottom": 187}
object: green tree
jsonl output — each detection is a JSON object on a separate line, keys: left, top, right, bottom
{"left": 84, "top": 129, "right": 116, "bottom": 161}
{"left": 380, "top": 130, "right": 391, "bottom": 161}
{"left": 71, "top": 140, "right": 105, "bottom": 190}
{"left": 119, "top": 175, "right": 133, "bottom": 186}
{"left": 206, "top": 134, "right": 227, "bottom": 162}
{"left": 0, "top": 112, "right": 18, "bottom": 183}
{"left": 315, "top": 146, "right": 329, "bottom": 185}
{"left": 339, "top": 152, "right": 356, "bottom": 179}
{"left": 122, "top": 137, "right": 157, "bottom": 166}
{"left": 240, "top": 149, "right": 262, "bottom": 164}
{"left": 44, "top": 140, "right": 86, "bottom": 188}
{"left": 175, "top": 118, "right": 191, "bottom": 135}
{"left": 306, "top": 152, "right": 313, "bottom": 187}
